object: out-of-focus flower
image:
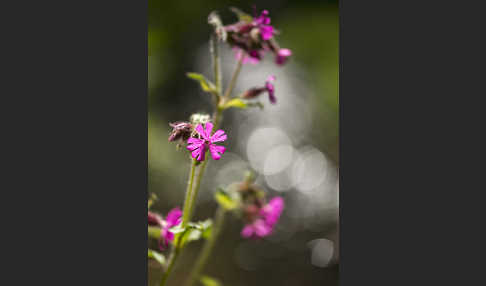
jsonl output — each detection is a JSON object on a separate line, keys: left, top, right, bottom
{"left": 240, "top": 196, "right": 284, "bottom": 239}
{"left": 148, "top": 208, "right": 182, "bottom": 250}
{"left": 187, "top": 122, "right": 227, "bottom": 161}
{"left": 223, "top": 8, "right": 291, "bottom": 66}
{"left": 160, "top": 207, "right": 182, "bottom": 250}
{"left": 168, "top": 122, "right": 193, "bottom": 143}
{"left": 241, "top": 75, "right": 277, "bottom": 104}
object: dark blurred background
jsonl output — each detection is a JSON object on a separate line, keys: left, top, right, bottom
{"left": 149, "top": 0, "right": 339, "bottom": 285}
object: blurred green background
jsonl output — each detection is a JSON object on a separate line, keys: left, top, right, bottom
{"left": 149, "top": 0, "right": 339, "bottom": 285}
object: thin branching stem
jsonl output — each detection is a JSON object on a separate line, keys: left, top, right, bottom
{"left": 183, "top": 207, "right": 226, "bottom": 286}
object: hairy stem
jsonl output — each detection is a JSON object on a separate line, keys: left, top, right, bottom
{"left": 183, "top": 207, "right": 226, "bottom": 286}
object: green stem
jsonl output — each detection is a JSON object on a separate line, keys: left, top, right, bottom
{"left": 183, "top": 207, "right": 226, "bottom": 286}
{"left": 222, "top": 55, "right": 244, "bottom": 102}
{"left": 182, "top": 159, "right": 197, "bottom": 228}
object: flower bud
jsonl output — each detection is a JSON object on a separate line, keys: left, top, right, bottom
{"left": 275, "top": 48, "right": 292, "bottom": 65}
{"left": 168, "top": 121, "right": 193, "bottom": 142}
{"left": 241, "top": 87, "right": 265, "bottom": 99}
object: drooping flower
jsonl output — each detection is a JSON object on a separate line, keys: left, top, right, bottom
{"left": 168, "top": 121, "right": 193, "bottom": 143}
{"left": 159, "top": 207, "right": 182, "bottom": 250}
{"left": 240, "top": 196, "right": 284, "bottom": 239}
{"left": 240, "top": 75, "right": 277, "bottom": 104}
{"left": 186, "top": 122, "right": 227, "bottom": 161}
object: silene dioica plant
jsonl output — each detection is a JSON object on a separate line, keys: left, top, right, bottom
{"left": 148, "top": 7, "right": 292, "bottom": 286}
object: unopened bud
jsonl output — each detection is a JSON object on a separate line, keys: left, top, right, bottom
{"left": 241, "top": 87, "right": 265, "bottom": 99}
{"left": 168, "top": 121, "right": 193, "bottom": 142}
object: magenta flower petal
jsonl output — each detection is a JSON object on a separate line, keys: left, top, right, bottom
{"left": 253, "top": 219, "right": 272, "bottom": 237}
{"left": 262, "top": 196, "right": 284, "bottom": 226}
{"left": 195, "top": 124, "right": 209, "bottom": 140}
{"left": 191, "top": 144, "right": 206, "bottom": 161}
{"left": 187, "top": 138, "right": 204, "bottom": 151}
{"left": 209, "top": 144, "right": 226, "bottom": 160}
{"left": 204, "top": 122, "right": 214, "bottom": 138}
{"left": 255, "top": 10, "right": 271, "bottom": 25}
{"left": 165, "top": 207, "right": 182, "bottom": 228}
{"left": 260, "top": 25, "right": 274, "bottom": 40}
{"left": 241, "top": 224, "right": 254, "bottom": 238}
{"left": 210, "top": 130, "right": 227, "bottom": 143}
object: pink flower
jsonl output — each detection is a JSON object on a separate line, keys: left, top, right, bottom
{"left": 186, "top": 122, "right": 227, "bottom": 161}
{"left": 275, "top": 48, "right": 292, "bottom": 65}
{"left": 241, "top": 196, "right": 284, "bottom": 239}
{"left": 159, "top": 207, "right": 182, "bottom": 250}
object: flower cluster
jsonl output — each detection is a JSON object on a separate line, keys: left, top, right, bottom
{"left": 148, "top": 208, "right": 182, "bottom": 250}
{"left": 224, "top": 9, "right": 292, "bottom": 65}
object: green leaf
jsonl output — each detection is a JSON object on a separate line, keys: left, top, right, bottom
{"left": 148, "top": 249, "right": 166, "bottom": 266}
{"left": 229, "top": 7, "right": 253, "bottom": 23}
{"left": 187, "top": 73, "right": 216, "bottom": 93}
{"left": 223, "top": 98, "right": 247, "bottom": 110}
{"left": 200, "top": 276, "right": 222, "bottom": 286}
{"left": 215, "top": 188, "right": 238, "bottom": 210}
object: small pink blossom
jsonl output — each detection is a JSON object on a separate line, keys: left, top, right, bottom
{"left": 187, "top": 122, "right": 227, "bottom": 161}
{"left": 275, "top": 48, "right": 292, "bottom": 65}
